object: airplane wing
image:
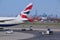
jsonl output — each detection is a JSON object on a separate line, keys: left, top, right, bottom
{"left": 0, "top": 19, "right": 15, "bottom": 22}
{"left": 0, "top": 17, "right": 15, "bottom": 22}
{"left": 0, "top": 19, "right": 14, "bottom": 21}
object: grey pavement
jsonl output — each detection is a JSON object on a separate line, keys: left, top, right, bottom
{"left": 0, "top": 31, "right": 35, "bottom": 40}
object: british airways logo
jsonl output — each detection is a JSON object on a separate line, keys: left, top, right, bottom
{"left": 20, "top": 3, "right": 33, "bottom": 18}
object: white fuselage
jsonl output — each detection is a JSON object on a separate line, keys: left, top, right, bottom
{"left": 0, "top": 17, "right": 24, "bottom": 25}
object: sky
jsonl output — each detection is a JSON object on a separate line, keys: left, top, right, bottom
{"left": 0, "top": 0, "right": 60, "bottom": 18}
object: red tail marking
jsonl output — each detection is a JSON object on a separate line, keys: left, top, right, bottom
{"left": 24, "top": 5, "right": 32, "bottom": 11}
{"left": 20, "top": 14, "right": 27, "bottom": 18}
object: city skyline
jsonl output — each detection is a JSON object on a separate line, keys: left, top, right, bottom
{"left": 0, "top": 0, "right": 60, "bottom": 18}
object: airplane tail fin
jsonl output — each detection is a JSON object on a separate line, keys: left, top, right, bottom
{"left": 17, "top": 3, "right": 33, "bottom": 20}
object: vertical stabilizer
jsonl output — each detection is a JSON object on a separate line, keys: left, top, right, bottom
{"left": 17, "top": 3, "right": 33, "bottom": 20}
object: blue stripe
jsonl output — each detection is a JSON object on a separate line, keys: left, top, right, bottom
{"left": 24, "top": 11, "right": 30, "bottom": 14}
{"left": 0, "top": 24, "right": 19, "bottom": 27}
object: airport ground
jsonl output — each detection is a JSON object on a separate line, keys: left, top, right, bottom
{"left": 0, "top": 22, "right": 60, "bottom": 40}
{"left": 6, "top": 22, "right": 60, "bottom": 29}
{"left": 0, "top": 29, "right": 60, "bottom": 40}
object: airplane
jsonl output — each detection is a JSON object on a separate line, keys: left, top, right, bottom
{"left": 40, "top": 17, "right": 48, "bottom": 22}
{"left": 0, "top": 3, "right": 33, "bottom": 26}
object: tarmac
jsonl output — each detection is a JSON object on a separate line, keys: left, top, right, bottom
{"left": 0, "top": 31, "right": 35, "bottom": 40}
{"left": 0, "top": 30, "right": 60, "bottom": 40}
{"left": 21, "top": 30, "right": 60, "bottom": 40}
{"left": 0, "top": 25, "right": 60, "bottom": 40}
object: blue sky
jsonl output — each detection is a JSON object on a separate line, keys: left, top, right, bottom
{"left": 0, "top": 0, "right": 60, "bottom": 18}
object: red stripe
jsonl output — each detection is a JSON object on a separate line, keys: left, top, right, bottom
{"left": 20, "top": 14, "right": 27, "bottom": 18}
{"left": 24, "top": 5, "right": 32, "bottom": 11}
